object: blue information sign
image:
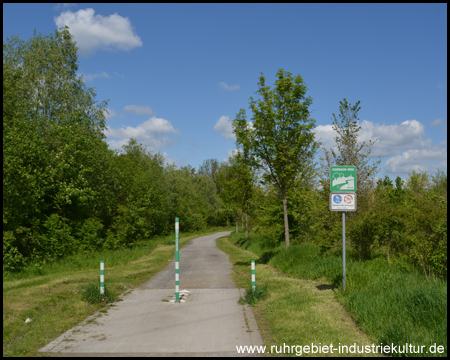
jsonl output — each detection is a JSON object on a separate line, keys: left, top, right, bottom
{"left": 333, "top": 194, "right": 342, "bottom": 204}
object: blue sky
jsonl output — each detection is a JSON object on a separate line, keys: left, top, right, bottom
{"left": 3, "top": 3, "right": 447, "bottom": 179}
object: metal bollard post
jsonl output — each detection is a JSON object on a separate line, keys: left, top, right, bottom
{"left": 251, "top": 260, "right": 256, "bottom": 290}
{"left": 100, "top": 261, "right": 105, "bottom": 295}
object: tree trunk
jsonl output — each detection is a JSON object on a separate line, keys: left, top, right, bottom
{"left": 282, "top": 189, "right": 290, "bottom": 248}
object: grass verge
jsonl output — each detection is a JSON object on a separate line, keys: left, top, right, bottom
{"left": 3, "top": 227, "right": 231, "bottom": 357}
{"left": 270, "top": 243, "right": 447, "bottom": 357}
{"left": 216, "top": 234, "right": 379, "bottom": 357}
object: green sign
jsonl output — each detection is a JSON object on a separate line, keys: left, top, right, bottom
{"left": 330, "top": 166, "right": 357, "bottom": 192}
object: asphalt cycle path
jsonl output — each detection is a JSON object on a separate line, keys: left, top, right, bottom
{"left": 39, "top": 232, "right": 263, "bottom": 356}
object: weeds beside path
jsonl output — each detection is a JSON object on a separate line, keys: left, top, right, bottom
{"left": 216, "top": 235, "right": 380, "bottom": 357}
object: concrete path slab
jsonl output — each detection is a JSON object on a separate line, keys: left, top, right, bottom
{"left": 141, "top": 232, "right": 236, "bottom": 289}
{"left": 39, "top": 232, "right": 263, "bottom": 356}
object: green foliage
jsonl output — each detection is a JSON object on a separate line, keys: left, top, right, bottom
{"left": 40, "top": 213, "right": 77, "bottom": 259}
{"left": 77, "top": 218, "right": 104, "bottom": 251}
{"left": 165, "top": 165, "right": 221, "bottom": 232}
{"left": 347, "top": 172, "right": 447, "bottom": 276}
{"left": 252, "top": 185, "right": 285, "bottom": 247}
{"left": 3, "top": 29, "right": 226, "bottom": 270}
{"left": 3, "top": 231, "right": 27, "bottom": 272}
{"left": 217, "top": 151, "right": 256, "bottom": 235}
{"left": 198, "top": 158, "right": 222, "bottom": 194}
{"left": 206, "top": 207, "right": 234, "bottom": 227}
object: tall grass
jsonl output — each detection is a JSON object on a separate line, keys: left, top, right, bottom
{"left": 270, "top": 243, "right": 344, "bottom": 285}
{"left": 232, "top": 232, "right": 447, "bottom": 357}
{"left": 341, "top": 258, "right": 447, "bottom": 356}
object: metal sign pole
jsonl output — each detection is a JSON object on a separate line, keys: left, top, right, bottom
{"left": 342, "top": 212, "right": 346, "bottom": 292}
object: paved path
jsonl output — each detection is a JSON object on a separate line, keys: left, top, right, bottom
{"left": 39, "top": 232, "right": 263, "bottom": 356}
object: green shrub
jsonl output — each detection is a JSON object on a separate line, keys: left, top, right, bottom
{"left": 81, "top": 282, "right": 115, "bottom": 304}
{"left": 3, "top": 231, "right": 26, "bottom": 272}
{"left": 77, "top": 217, "right": 104, "bottom": 251}
{"left": 239, "top": 284, "right": 268, "bottom": 306}
{"left": 41, "top": 214, "right": 77, "bottom": 258}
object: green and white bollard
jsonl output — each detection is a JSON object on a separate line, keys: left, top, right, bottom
{"left": 251, "top": 260, "right": 256, "bottom": 290}
{"left": 175, "top": 218, "right": 180, "bottom": 303}
{"left": 100, "top": 261, "right": 105, "bottom": 295}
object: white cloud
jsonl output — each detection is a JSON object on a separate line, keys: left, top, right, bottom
{"left": 219, "top": 82, "right": 240, "bottom": 91}
{"left": 54, "top": 8, "right": 143, "bottom": 57}
{"left": 314, "top": 119, "right": 447, "bottom": 177}
{"left": 313, "top": 124, "right": 335, "bottom": 148}
{"left": 314, "top": 119, "right": 428, "bottom": 158}
{"left": 358, "top": 119, "right": 427, "bottom": 157}
{"left": 82, "top": 71, "right": 109, "bottom": 82}
{"left": 384, "top": 148, "right": 447, "bottom": 175}
{"left": 214, "top": 115, "right": 235, "bottom": 139}
{"left": 430, "top": 118, "right": 442, "bottom": 127}
{"left": 123, "top": 105, "right": 153, "bottom": 115}
{"left": 105, "top": 117, "right": 179, "bottom": 152}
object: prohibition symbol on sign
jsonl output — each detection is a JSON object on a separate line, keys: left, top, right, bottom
{"left": 344, "top": 195, "right": 354, "bottom": 204}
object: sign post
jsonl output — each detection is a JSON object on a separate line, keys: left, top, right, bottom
{"left": 175, "top": 218, "right": 180, "bottom": 303}
{"left": 342, "top": 213, "right": 346, "bottom": 291}
{"left": 330, "top": 166, "right": 357, "bottom": 292}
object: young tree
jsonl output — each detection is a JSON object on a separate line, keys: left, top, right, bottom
{"left": 320, "top": 98, "right": 381, "bottom": 200}
{"left": 318, "top": 99, "right": 381, "bottom": 258}
{"left": 233, "top": 69, "right": 319, "bottom": 248}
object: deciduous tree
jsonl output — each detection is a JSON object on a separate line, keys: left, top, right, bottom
{"left": 233, "top": 69, "right": 319, "bottom": 248}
